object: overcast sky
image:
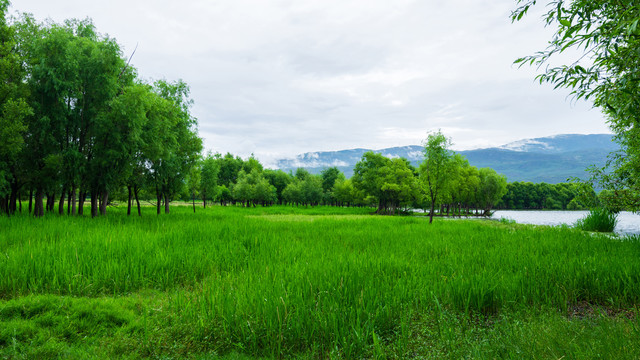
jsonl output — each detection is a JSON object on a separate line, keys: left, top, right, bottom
{"left": 11, "top": 0, "right": 611, "bottom": 165}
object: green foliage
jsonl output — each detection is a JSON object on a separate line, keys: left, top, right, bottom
{"left": 216, "top": 184, "right": 233, "bottom": 204}
{"left": 331, "top": 177, "right": 355, "bottom": 206}
{"left": 320, "top": 166, "right": 342, "bottom": 193}
{"left": 513, "top": 0, "right": 640, "bottom": 211}
{"left": 575, "top": 207, "right": 619, "bottom": 233}
{"left": 0, "top": 12, "right": 202, "bottom": 217}
{"left": 477, "top": 167, "right": 508, "bottom": 215}
{"left": 232, "top": 169, "right": 277, "bottom": 206}
{"left": 263, "top": 169, "right": 291, "bottom": 204}
{"left": 497, "top": 181, "right": 587, "bottom": 210}
{"left": 215, "top": 153, "right": 239, "bottom": 187}
{"left": 353, "top": 152, "right": 419, "bottom": 214}
{"left": 200, "top": 152, "right": 219, "bottom": 206}
{"left": 282, "top": 178, "right": 304, "bottom": 204}
{"left": 420, "top": 131, "right": 454, "bottom": 222}
{"left": 0, "top": 2, "right": 31, "bottom": 203}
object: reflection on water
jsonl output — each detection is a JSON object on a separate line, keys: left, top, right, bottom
{"left": 491, "top": 210, "right": 640, "bottom": 235}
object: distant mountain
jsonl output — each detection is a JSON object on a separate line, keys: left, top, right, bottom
{"left": 274, "top": 134, "right": 619, "bottom": 183}
{"left": 496, "top": 134, "right": 618, "bottom": 154}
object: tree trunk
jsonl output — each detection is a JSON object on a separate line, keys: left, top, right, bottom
{"left": 28, "top": 189, "right": 33, "bottom": 214}
{"left": 99, "top": 191, "right": 108, "bottom": 216}
{"left": 0, "top": 196, "right": 6, "bottom": 215}
{"left": 18, "top": 192, "right": 22, "bottom": 213}
{"left": 45, "top": 192, "right": 51, "bottom": 212}
{"left": 67, "top": 189, "right": 72, "bottom": 215}
{"left": 127, "top": 186, "right": 132, "bottom": 216}
{"left": 164, "top": 193, "right": 170, "bottom": 214}
{"left": 34, "top": 188, "right": 45, "bottom": 217}
{"left": 90, "top": 191, "right": 98, "bottom": 218}
{"left": 429, "top": 202, "right": 435, "bottom": 224}
{"left": 192, "top": 192, "right": 196, "bottom": 213}
{"left": 157, "top": 192, "right": 162, "bottom": 215}
{"left": 58, "top": 185, "right": 66, "bottom": 215}
{"left": 9, "top": 180, "right": 19, "bottom": 214}
{"left": 134, "top": 185, "right": 141, "bottom": 216}
{"left": 78, "top": 191, "right": 85, "bottom": 216}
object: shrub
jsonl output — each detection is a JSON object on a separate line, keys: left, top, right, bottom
{"left": 574, "top": 207, "right": 618, "bottom": 232}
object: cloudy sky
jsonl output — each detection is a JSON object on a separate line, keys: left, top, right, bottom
{"left": 11, "top": 0, "right": 610, "bottom": 165}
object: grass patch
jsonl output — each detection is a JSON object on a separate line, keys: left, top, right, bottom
{"left": 1, "top": 205, "right": 639, "bottom": 358}
{"left": 575, "top": 207, "right": 619, "bottom": 232}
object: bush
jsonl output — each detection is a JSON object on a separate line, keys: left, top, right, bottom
{"left": 575, "top": 208, "right": 618, "bottom": 232}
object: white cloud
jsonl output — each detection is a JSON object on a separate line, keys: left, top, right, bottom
{"left": 12, "top": 0, "right": 611, "bottom": 164}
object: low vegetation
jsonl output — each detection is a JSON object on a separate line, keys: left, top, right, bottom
{"left": 575, "top": 207, "right": 619, "bottom": 233}
{"left": 1, "top": 205, "right": 639, "bottom": 358}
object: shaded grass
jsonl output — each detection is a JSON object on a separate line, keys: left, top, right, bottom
{"left": 1, "top": 205, "right": 640, "bottom": 358}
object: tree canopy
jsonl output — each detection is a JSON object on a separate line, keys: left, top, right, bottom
{"left": 0, "top": 8, "right": 202, "bottom": 217}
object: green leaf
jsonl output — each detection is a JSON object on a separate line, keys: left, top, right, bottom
{"left": 559, "top": 19, "right": 571, "bottom": 27}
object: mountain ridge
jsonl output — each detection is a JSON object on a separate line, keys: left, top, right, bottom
{"left": 274, "top": 134, "right": 618, "bottom": 184}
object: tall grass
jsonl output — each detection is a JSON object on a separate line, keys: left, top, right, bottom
{"left": 1, "top": 205, "right": 639, "bottom": 357}
{"left": 575, "top": 207, "right": 619, "bottom": 232}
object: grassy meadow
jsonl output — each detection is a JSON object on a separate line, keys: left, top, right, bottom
{"left": 1, "top": 205, "right": 639, "bottom": 359}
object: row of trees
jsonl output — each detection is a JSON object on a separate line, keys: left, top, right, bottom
{"left": 496, "top": 182, "right": 588, "bottom": 210}
{"left": 185, "top": 153, "right": 348, "bottom": 209}
{"left": 178, "top": 131, "right": 508, "bottom": 222}
{"left": 0, "top": 3, "right": 202, "bottom": 217}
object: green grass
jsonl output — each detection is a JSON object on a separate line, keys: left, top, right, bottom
{"left": 575, "top": 207, "right": 619, "bottom": 232}
{"left": 1, "top": 205, "right": 639, "bottom": 358}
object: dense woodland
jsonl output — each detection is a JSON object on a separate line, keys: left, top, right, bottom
{"left": 0, "top": 5, "right": 203, "bottom": 217}
{"left": 0, "top": 4, "right": 592, "bottom": 219}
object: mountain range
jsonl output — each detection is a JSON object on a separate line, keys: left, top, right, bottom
{"left": 274, "top": 134, "right": 619, "bottom": 183}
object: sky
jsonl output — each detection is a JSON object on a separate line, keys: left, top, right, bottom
{"left": 11, "top": 0, "right": 611, "bottom": 166}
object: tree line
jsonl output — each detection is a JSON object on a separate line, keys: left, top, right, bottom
{"left": 172, "top": 131, "right": 510, "bottom": 223}
{"left": 0, "top": 3, "right": 201, "bottom": 217}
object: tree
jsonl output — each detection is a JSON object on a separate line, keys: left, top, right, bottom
{"left": 200, "top": 152, "right": 219, "bottom": 208}
{"left": 282, "top": 179, "right": 304, "bottom": 205}
{"left": 419, "top": 131, "right": 454, "bottom": 223}
{"left": 352, "top": 152, "right": 419, "bottom": 214}
{"left": 216, "top": 185, "right": 232, "bottom": 206}
{"left": 187, "top": 164, "right": 201, "bottom": 212}
{"left": 0, "top": 0, "right": 31, "bottom": 216}
{"left": 321, "top": 167, "right": 344, "bottom": 205}
{"left": 294, "top": 168, "right": 311, "bottom": 181}
{"left": 252, "top": 172, "right": 277, "bottom": 206}
{"left": 379, "top": 158, "right": 420, "bottom": 214}
{"left": 352, "top": 152, "right": 388, "bottom": 212}
{"left": 332, "top": 178, "right": 355, "bottom": 207}
{"left": 477, "top": 168, "right": 508, "bottom": 216}
{"left": 143, "top": 80, "right": 202, "bottom": 214}
{"left": 513, "top": 0, "right": 640, "bottom": 210}
{"left": 216, "top": 153, "right": 243, "bottom": 188}
{"left": 301, "top": 175, "right": 324, "bottom": 206}
{"left": 232, "top": 170, "right": 252, "bottom": 206}
{"left": 263, "top": 169, "right": 291, "bottom": 204}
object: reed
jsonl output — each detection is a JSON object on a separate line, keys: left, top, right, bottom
{"left": 575, "top": 207, "right": 619, "bottom": 232}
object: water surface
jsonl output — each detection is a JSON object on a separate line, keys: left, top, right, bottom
{"left": 491, "top": 210, "right": 640, "bottom": 235}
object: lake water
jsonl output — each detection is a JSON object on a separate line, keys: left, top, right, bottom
{"left": 491, "top": 210, "right": 640, "bottom": 235}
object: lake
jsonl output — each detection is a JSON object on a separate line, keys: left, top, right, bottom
{"left": 491, "top": 210, "right": 640, "bottom": 235}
